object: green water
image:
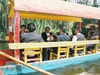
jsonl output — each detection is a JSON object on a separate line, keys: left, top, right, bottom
{"left": 25, "top": 59, "right": 100, "bottom": 75}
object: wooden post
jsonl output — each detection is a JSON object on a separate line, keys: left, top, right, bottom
{"left": 8, "top": 17, "right": 14, "bottom": 60}
{"left": 0, "top": 69, "right": 3, "bottom": 75}
{"left": 8, "top": 17, "right": 13, "bottom": 43}
{"left": 66, "top": 46, "right": 69, "bottom": 58}
{"left": 98, "top": 20, "right": 100, "bottom": 40}
{"left": 78, "top": 22, "right": 82, "bottom": 28}
{"left": 14, "top": 11, "right": 20, "bottom": 60}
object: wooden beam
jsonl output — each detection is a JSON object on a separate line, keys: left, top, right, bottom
{"left": 14, "top": 11, "right": 20, "bottom": 60}
{"left": 9, "top": 40, "right": 99, "bottom": 49}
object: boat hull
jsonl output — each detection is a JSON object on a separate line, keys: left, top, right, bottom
{"left": 1, "top": 53, "right": 100, "bottom": 75}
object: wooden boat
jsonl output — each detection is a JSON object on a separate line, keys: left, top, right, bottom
{"left": 1, "top": 52, "right": 100, "bottom": 75}
{"left": 0, "top": 0, "right": 100, "bottom": 75}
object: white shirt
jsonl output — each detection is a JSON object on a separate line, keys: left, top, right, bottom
{"left": 70, "top": 33, "right": 81, "bottom": 48}
{"left": 46, "top": 33, "right": 50, "bottom": 36}
{"left": 46, "top": 33, "right": 50, "bottom": 41}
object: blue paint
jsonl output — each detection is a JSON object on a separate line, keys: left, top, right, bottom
{"left": 1, "top": 53, "right": 100, "bottom": 75}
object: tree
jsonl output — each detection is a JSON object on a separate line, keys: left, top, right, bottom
{"left": 0, "top": 0, "right": 9, "bottom": 39}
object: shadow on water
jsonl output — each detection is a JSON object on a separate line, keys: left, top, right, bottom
{"left": 24, "top": 59, "right": 100, "bottom": 75}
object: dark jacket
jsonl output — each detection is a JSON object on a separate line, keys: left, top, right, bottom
{"left": 41, "top": 32, "right": 48, "bottom": 42}
{"left": 20, "top": 32, "right": 44, "bottom": 43}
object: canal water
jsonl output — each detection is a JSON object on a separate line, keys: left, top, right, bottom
{"left": 25, "top": 59, "right": 100, "bottom": 75}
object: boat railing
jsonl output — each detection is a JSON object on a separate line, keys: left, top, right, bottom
{"left": 8, "top": 40, "right": 100, "bottom": 61}
{"left": 9, "top": 40, "right": 99, "bottom": 49}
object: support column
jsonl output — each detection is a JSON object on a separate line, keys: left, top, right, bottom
{"left": 98, "top": 20, "right": 100, "bottom": 40}
{"left": 14, "top": 11, "right": 20, "bottom": 60}
{"left": 8, "top": 17, "right": 14, "bottom": 56}
{"left": 78, "top": 22, "right": 82, "bottom": 28}
{"left": 8, "top": 17, "right": 13, "bottom": 43}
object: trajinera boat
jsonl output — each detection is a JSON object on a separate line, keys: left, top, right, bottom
{"left": 0, "top": 0, "right": 100, "bottom": 75}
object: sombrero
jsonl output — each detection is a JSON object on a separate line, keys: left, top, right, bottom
{"left": 85, "top": 24, "right": 98, "bottom": 28}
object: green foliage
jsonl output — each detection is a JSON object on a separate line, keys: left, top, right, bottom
{"left": 21, "top": 18, "right": 73, "bottom": 35}
{"left": 0, "top": 0, "right": 9, "bottom": 39}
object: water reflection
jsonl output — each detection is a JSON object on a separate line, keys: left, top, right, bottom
{"left": 25, "top": 59, "right": 100, "bottom": 75}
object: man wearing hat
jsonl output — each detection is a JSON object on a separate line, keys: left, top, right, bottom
{"left": 52, "top": 26, "right": 70, "bottom": 54}
{"left": 87, "top": 25, "right": 98, "bottom": 40}
{"left": 87, "top": 25, "right": 98, "bottom": 53}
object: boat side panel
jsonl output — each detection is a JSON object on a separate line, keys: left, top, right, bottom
{"left": 1, "top": 53, "right": 100, "bottom": 75}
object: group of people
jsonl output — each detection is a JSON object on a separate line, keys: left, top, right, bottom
{"left": 20, "top": 23, "right": 98, "bottom": 61}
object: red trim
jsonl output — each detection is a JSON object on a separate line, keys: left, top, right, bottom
{"left": 8, "top": 17, "right": 13, "bottom": 43}
{"left": 78, "top": 22, "right": 82, "bottom": 28}
{"left": 14, "top": 11, "right": 20, "bottom": 60}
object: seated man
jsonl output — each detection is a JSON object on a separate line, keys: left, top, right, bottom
{"left": 52, "top": 26, "right": 70, "bottom": 54}
{"left": 87, "top": 25, "right": 98, "bottom": 40}
{"left": 57, "top": 26, "right": 70, "bottom": 41}
{"left": 41, "top": 27, "right": 51, "bottom": 42}
{"left": 21, "top": 23, "right": 44, "bottom": 43}
{"left": 20, "top": 23, "right": 48, "bottom": 61}
{"left": 87, "top": 25, "right": 98, "bottom": 53}
{"left": 70, "top": 28, "right": 85, "bottom": 55}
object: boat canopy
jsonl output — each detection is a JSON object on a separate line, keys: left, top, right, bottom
{"left": 9, "top": 0, "right": 100, "bottom": 22}
{"left": 9, "top": 0, "right": 82, "bottom": 22}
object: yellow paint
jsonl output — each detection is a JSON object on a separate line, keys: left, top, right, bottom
{"left": 50, "top": 46, "right": 69, "bottom": 60}
{"left": 9, "top": 40, "right": 99, "bottom": 49}
{"left": 5, "top": 36, "right": 14, "bottom": 41}
{"left": 24, "top": 48, "right": 42, "bottom": 63}
{"left": 8, "top": 40, "right": 99, "bottom": 61}
{"left": 74, "top": 45, "right": 86, "bottom": 57}
{"left": 9, "top": 0, "right": 82, "bottom": 22}
{"left": 5, "top": 36, "right": 9, "bottom": 41}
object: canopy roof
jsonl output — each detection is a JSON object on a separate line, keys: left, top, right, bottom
{"left": 9, "top": 0, "right": 100, "bottom": 22}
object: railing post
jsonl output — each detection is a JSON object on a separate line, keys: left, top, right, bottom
{"left": 78, "top": 22, "right": 82, "bottom": 28}
{"left": 14, "top": 11, "right": 20, "bottom": 60}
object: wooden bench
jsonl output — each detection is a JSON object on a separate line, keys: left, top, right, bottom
{"left": 24, "top": 48, "right": 42, "bottom": 63}
{"left": 95, "top": 44, "right": 100, "bottom": 52}
{"left": 74, "top": 45, "right": 86, "bottom": 56}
